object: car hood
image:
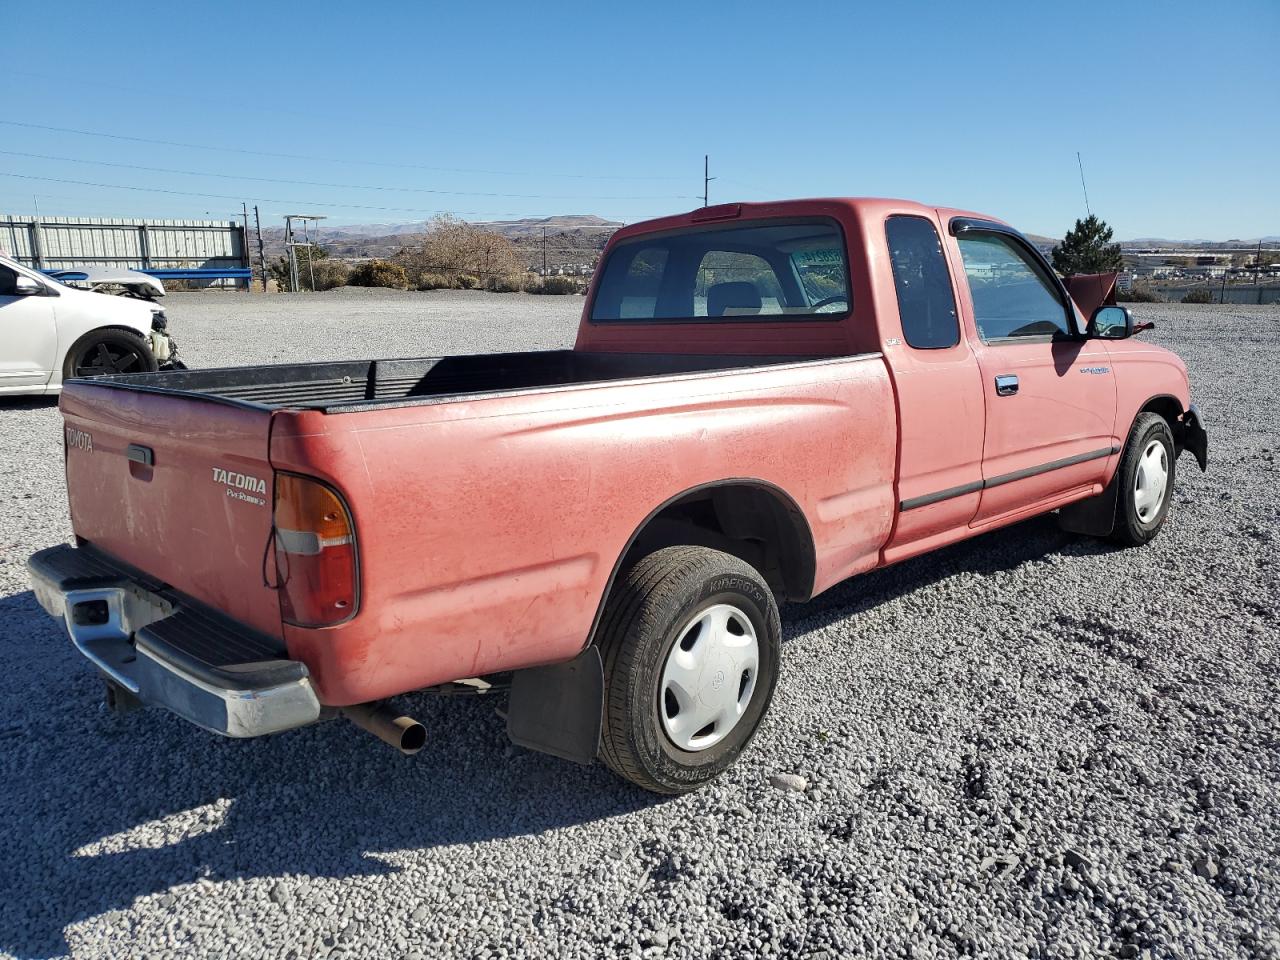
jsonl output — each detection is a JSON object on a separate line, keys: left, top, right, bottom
{"left": 48, "top": 266, "right": 166, "bottom": 300}
{"left": 59, "top": 282, "right": 161, "bottom": 333}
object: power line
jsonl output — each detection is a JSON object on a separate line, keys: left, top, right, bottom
{"left": 718, "top": 176, "right": 773, "bottom": 194}
{"left": 0, "top": 171, "right": 656, "bottom": 221}
{"left": 0, "top": 150, "right": 697, "bottom": 202}
{"left": 0, "top": 118, "right": 688, "bottom": 182}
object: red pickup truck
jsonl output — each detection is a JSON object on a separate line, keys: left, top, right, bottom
{"left": 29, "top": 198, "right": 1207, "bottom": 794}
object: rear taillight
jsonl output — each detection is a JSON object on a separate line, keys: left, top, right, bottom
{"left": 273, "top": 473, "right": 358, "bottom": 627}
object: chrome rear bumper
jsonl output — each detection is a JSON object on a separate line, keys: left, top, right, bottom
{"left": 28, "top": 544, "right": 320, "bottom": 738}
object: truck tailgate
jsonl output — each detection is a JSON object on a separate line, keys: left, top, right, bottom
{"left": 59, "top": 383, "right": 283, "bottom": 639}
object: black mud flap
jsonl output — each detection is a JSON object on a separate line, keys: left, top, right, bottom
{"left": 1058, "top": 467, "right": 1121, "bottom": 537}
{"left": 1181, "top": 406, "right": 1209, "bottom": 472}
{"left": 506, "top": 646, "right": 603, "bottom": 766}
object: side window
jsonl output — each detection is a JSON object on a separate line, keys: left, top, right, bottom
{"left": 957, "top": 233, "right": 1069, "bottom": 340}
{"left": 0, "top": 264, "right": 18, "bottom": 297}
{"left": 885, "top": 216, "right": 959, "bottom": 349}
{"left": 694, "top": 251, "right": 784, "bottom": 317}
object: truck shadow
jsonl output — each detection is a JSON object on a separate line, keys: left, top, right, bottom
{"left": 782, "top": 513, "right": 1111, "bottom": 637}
{"left": 0, "top": 515, "right": 1115, "bottom": 958}
{"left": 0, "top": 396, "right": 59, "bottom": 411}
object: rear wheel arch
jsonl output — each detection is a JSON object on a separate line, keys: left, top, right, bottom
{"left": 585, "top": 479, "right": 816, "bottom": 648}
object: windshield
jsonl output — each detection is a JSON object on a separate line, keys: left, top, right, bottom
{"left": 590, "top": 218, "right": 850, "bottom": 322}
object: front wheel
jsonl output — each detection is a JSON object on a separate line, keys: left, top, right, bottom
{"left": 1111, "top": 412, "right": 1176, "bottom": 547}
{"left": 62, "top": 328, "right": 156, "bottom": 381}
{"left": 597, "top": 546, "right": 781, "bottom": 794}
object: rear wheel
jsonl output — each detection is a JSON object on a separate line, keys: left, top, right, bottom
{"left": 62, "top": 328, "right": 156, "bottom": 381}
{"left": 1111, "top": 412, "right": 1176, "bottom": 546}
{"left": 597, "top": 546, "right": 780, "bottom": 794}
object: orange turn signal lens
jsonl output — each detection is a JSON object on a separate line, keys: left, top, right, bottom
{"left": 273, "top": 473, "right": 358, "bottom": 627}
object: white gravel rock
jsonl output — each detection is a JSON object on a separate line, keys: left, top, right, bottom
{"left": 0, "top": 295, "right": 1277, "bottom": 959}
{"left": 768, "top": 773, "right": 809, "bottom": 793}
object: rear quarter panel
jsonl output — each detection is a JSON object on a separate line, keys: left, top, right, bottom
{"left": 270, "top": 356, "right": 897, "bottom": 705}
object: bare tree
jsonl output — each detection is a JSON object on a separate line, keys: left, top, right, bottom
{"left": 397, "top": 214, "right": 525, "bottom": 287}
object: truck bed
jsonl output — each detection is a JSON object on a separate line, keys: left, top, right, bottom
{"left": 89, "top": 350, "right": 806, "bottom": 412}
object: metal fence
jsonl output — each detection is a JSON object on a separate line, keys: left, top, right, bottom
{"left": 0, "top": 216, "right": 249, "bottom": 288}
{"left": 1149, "top": 283, "right": 1280, "bottom": 305}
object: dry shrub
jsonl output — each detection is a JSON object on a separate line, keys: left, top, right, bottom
{"left": 533, "top": 275, "right": 586, "bottom": 295}
{"left": 348, "top": 259, "right": 409, "bottom": 289}
{"left": 309, "top": 260, "right": 350, "bottom": 291}
{"left": 396, "top": 214, "right": 524, "bottom": 287}
{"left": 485, "top": 273, "right": 529, "bottom": 293}
{"left": 415, "top": 273, "right": 453, "bottom": 291}
{"left": 1116, "top": 285, "right": 1162, "bottom": 303}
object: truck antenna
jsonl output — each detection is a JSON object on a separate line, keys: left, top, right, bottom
{"left": 701, "top": 155, "right": 715, "bottom": 207}
{"left": 1076, "top": 151, "right": 1092, "bottom": 217}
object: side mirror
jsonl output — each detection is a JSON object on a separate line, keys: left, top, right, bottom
{"left": 13, "top": 275, "right": 43, "bottom": 297}
{"left": 1090, "top": 304, "right": 1132, "bottom": 339}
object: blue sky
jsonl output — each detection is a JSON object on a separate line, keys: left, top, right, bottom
{"left": 4, "top": 0, "right": 1277, "bottom": 239}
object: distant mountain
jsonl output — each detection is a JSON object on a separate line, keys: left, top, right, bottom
{"left": 315, "top": 222, "right": 428, "bottom": 238}
{"left": 287, "top": 215, "right": 623, "bottom": 243}
{"left": 475, "top": 215, "right": 622, "bottom": 239}
{"left": 260, "top": 214, "right": 624, "bottom": 269}
{"left": 258, "top": 217, "right": 1276, "bottom": 266}
{"left": 1121, "top": 237, "right": 1280, "bottom": 249}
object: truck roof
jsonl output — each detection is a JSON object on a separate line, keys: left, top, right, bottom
{"left": 608, "top": 197, "right": 1006, "bottom": 244}
{"left": 576, "top": 197, "right": 1010, "bottom": 357}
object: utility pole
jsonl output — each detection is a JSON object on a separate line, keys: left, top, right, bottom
{"left": 542, "top": 226, "right": 547, "bottom": 276}
{"left": 241, "top": 202, "right": 251, "bottom": 292}
{"left": 701, "top": 155, "right": 715, "bottom": 207}
{"left": 253, "top": 205, "right": 268, "bottom": 293}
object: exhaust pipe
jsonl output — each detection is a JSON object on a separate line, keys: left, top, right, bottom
{"left": 342, "top": 701, "right": 426, "bottom": 755}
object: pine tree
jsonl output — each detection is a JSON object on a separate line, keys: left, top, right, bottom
{"left": 1050, "top": 215, "right": 1124, "bottom": 275}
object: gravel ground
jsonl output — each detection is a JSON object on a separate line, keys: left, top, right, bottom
{"left": 1, "top": 291, "right": 1277, "bottom": 959}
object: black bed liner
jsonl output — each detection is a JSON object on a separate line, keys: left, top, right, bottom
{"left": 84, "top": 349, "right": 818, "bottom": 413}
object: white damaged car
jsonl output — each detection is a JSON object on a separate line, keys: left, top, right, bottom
{"left": 0, "top": 252, "right": 179, "bottom": 397}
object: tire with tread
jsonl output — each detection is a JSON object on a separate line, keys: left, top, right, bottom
{"left": 1111, "top": 412, "right": 1176, "bottom": 547}
{"left": 62, "top": 328, "right": 156, "bottom": 382}
{"left": 597, "top": 545, "right": 780, "bottom": 794}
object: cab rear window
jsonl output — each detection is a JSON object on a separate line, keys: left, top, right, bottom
{"left": 590, "top": 219, "right": 850, "bottom": 323}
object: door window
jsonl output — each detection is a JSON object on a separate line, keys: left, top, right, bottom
{"left": 885, "top": 216, "right": 959, "bottom": 349}
{"left": 957, "top": 233, "right": 1070, "bottom": 340}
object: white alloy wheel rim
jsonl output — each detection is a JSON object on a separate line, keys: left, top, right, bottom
{"left": 659, "top": 603, "right": 760, "bottom": 752}
{"left": 1134, "top": 439, "right": 1169, "bottom": 523}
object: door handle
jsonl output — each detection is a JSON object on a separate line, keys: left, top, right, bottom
{"left": 994, "top": 374, "right": 1019, "bottom": 397}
